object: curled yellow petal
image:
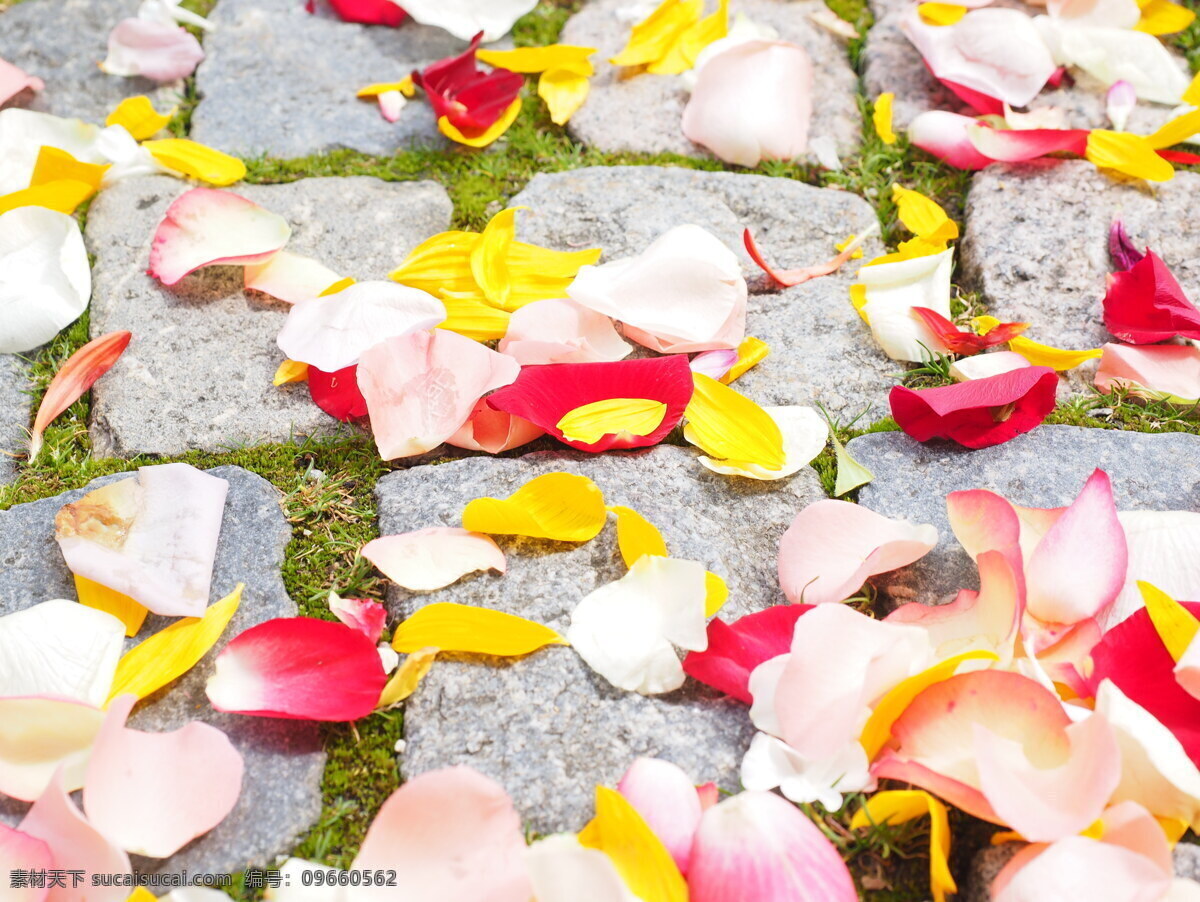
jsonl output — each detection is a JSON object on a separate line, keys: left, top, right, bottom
{"left": 142, "top": 139, "right": 247, "bottom": 187}
{"left": 874, "top": 92, "right": 897, "bottom": 145}
{"left": 1139, "top": 581, "right": 1199, "bottom": 662}
{"left": 704, "top": 571, "right": 729, "bottom": 616}
{"left": 608, "top": 505, "right": 669, "bottom": 567}
{"left": 1135, "top": 0, "right": 1195, "bottom": 34}
{"left": 105, "top": 96, "right": 171, "bottom": 140}
{"left": 610, "top": 0, "right": 703, "bottom": 68}
{"left": 502, "top": 240, "right": 603, "bottom": 309}
{"left": 389, "top": 230, "right": 480, "bottom": 294}
{"left": 579, "top": 786, "right": 688, "bottom": 902}
{"left": 1146, "top": 108, "right": 1200, "bottom": 150}
{"left": 538, "top": 68, "right": 592, "bottom": 126}
{"left": 1085, "top": 130, "right": 1175, "bottom": 182}
{"left": 0, "top": 180, "right": 96, "bottom": 216}
{"left": 438, "top": 97, "right": 522, "bottom": 148}
{"left": 851, "top": 790, "right": 956, "bottom": 902}
{"left": 273, "top": 359, "right": 310, "bottom": 386}
{"left": 476, "top": 45, "right": 597, "bottom": 75}
{"left": 107, "top": 584, "right": 243, "bottom": 703}
{"left": 892, "top": 184, "right": 958, "bottom": 244}
{"left": 357, "top": 75, "right": 415, "bottom": 98}
{"left": 472, "top": 207, "right": 521, "bottom": 308}
{"left": 377, "top": 646, "right": 439, "bottom": 708}
{"left": 437, "top": 291, "right": 512, "bottom": 341}
{"left": 721, "top": 337, "right": 770, "bottom": 384}
{"left": 462, "top": 472, "right": 607, "bottom": 542}
{"left": 655, "top": 0, "right": 728, "bottom": 74}
{"left": 1007, "top": 336, "right": 1102, "bottom": 371}
{"left": 390, "top": 603, "right": 567, "bottom": 656}
{"left": 683, "top": 374, "right": 785, "bottom": 471}
{"left": 31, "top": 146, "right": 109, "bottom": 191}
{"left": 557, "top": 398, "right": 668, "bottom": 445}
{"left": 918, "top": 1, "right": 967, "bottom": 24}
{"left": 75, "top": 575, "right": 148, "bottom": 638}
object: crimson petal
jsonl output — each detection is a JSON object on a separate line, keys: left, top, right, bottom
{"left": 1103, "top": 251, "right": 1200, "bottom": 344}
{"left": 1108, "top": 221, "right": 1145, "bottom": 272}
{"left": 911, "top": 307, "right": 1028, "bottom": 355}
{"left": 321, "top": 0, "right": 406, "bottom": 26}
{"left": 412, "top": 32, "right": 523, "bottom": 132}
{"left": 682, "top": 605, "right": 812, "bottom": 704}
{"left": 309, "top": 364, "right": 368, "bottom": 422}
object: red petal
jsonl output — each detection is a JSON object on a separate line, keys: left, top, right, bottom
{"left": 933, "top": 69, "right": 1004, "bottom": 115}
{"left": 1103, "top": 250, "right": 1200, "bottom": 344}
{"left": 911, "top": 307, "right": 1029, "bottom": 355}
{"left": 682, "top": 605, "right": 812, "bottom": 704}
{"left": 889, "top": 366, "right": 1058, "bottom": 449}
{"left": 485, "top": 356, "right": 695, "bottom": 452}
{"left": 413, "top": 33, "right": 524, "bottom": 131}
{"left": 1108, "top": 221, "right": 1144, "bottom": 272}
{"left": 321, "top": 0, "right": 405, "bottom": 26}
{"left": 309, "top": 364, "right": 368, "bottom": 422}
{"left": 743, "top": 229, "right": 858, "bottom": 289}
{"left": 966, "top": 125, "right": 1089, "bottom": 162}
{"left": 1157, "top": 149, "right": 1200, "bottom": 165}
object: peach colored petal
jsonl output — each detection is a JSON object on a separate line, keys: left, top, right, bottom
{"left": 82, "top": 695, "right": 243, "bottom": 858}
{"left": 0, "top": 697, "right": 105, "bottom": 803}
{"left": 994, "top": 835, "right": 1170, "bottom": 902}
{"left": 0, "top": 824, "right": 52, "bottom": 902}
{"left": 244, "top": 251, "right": 342, "bottom": 305}
{"left": 949, "top": 351, "right": 1032, "bottom": 382}
{"left": 498, "top": 298, "right": 631, "bottom": 365}
{"left": 617, "top": 757, "right": 703, "bottom": 874}
{"left": 445, "top": 399, "right": 545, "bottom": 454}
{"left": 0, "top": 59, "right": 43, "bottom": 109}
{"left": 1177, "top": 634, "right": 1200, "bottom": 701}
{"left": 1095, "top": 343, "right": 1200, "bottom": 402}
{"left": 362, "top": 527, "right": 506, "bottom": 592}
{"left": 777, "top": 499, "right": 938, "bottom": 605}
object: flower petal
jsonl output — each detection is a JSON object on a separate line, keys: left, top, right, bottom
{"left": 965, "top": 124, "right": 1090, "bottom": 162}
{"left": 908, "top": 110, "right": 996, "bottom": 169}
{"left": 141, "top": 138, "right": 246, "bottom": 186}
{"left": 1007, "top": 335, "right": 1102, "bottom": 370}
{"left": 683, "top": 373, "right": 785, "bottom": 471}
{"left": 858, "top": 248, "right": 955, "bottom": 362}
{"left": 390, "top": 602, "right": 565, "bottom": 657}
{"left": 1095, "top": 342, "right": 1200, "bottom": 402}
{"left": 697, "top": 405, "right": 827, "bottom": 481}
{"left": 0, "top": 58, "right": 43, "bottom": 108}
{"left": 104, "top": 95, "right": 171, "bottom": 140}
{"left": 398, "top": 0, "right": 538, "bottom": 41}
{"left": 462, "top": 471, "right": 607, "bottom": 541}
{"left": 0, "top": 697, "right": 105, "bottom": 802}
{"left": 101, "top": 18, "right": 204, "bottom": 82}
{"left": 244, "top": 250, "right": 341, "bottom": 305}
{"left": 1110, "top": 512, "right": 1200, "bottom": 630}
{"left": 681, "top": 606, "right": 809, "bottom": 704}
{"left": 527, "top": 834, "right": 639, "bottom": 902}
{"left": 617, "top": 757, "right": 704, "bottom": 874}
{"left": 739, "top": 731, "right": 871, "bottom": 811}
{"left": 445, "top": 399, "right": 545, "bottom": 453}
{"left": 499, "top": 297, "right": 630, "bottom": 366}
{"left": 850, "top": 791, "right": 956, "bottom": 902}
{"left": 0, "top": 600, "right": 124, "bottom": 706}
{"left": 579, "top": 786, "right": 687, "bottom": 902}
{"left": 0, "top": 824, "right": 52, "bottom": 902}
{"left": 1104, "top": 251, "right": 1200, "bottom": 343}
{"left": 949, "top": 350, "right": 1032, "bottom": 381}
{"left": 362, "top": 528, "right": 506, "bottom": 593}
{"left": 326, "top": 592, "right": 387, "bottom": 645}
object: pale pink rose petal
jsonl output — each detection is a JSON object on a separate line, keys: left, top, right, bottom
{"left": 349, "top": 766, "right": 531, "bottom": 902}
{"left": 18, "top": 772, "right": 131, "bottom": 902}
{"left": 82, "top": 695, "right": 244, "bottom": 858}
{"left": 617, "top": 757, "right": 703, "bottom": 874}
{"left": 949, "top": 350, "right": 1032, "bottom": 382}
{"left": 689, "top": 349, "right": 740, "bottom": 381}
{"left": 0, "top": 824, "right": 52, "bottom": 902}
{"left": 244, "top": 251, "right": 342, "bottom": 305}
{"left": 0, "top": 59, "right": 44, "bottom": 109}
{"left": 358, "top": 330, "right": 520, "bottom": 460}
{"left": 1176, "top": 634, "right": 1200, "bottom": 701}
{"left": 1095, "top": 343, "right": 1200, "bottom": 402}
{"left": 687, "top": 791, "right": 857, "bottom": 902}
{"left": 965, "top": 123, "right": 1090, "bottom": 162}
{"left": 148, "top": 188, "right": 292, "bottom": 286}
{"left": 498, "top": 298, "right": 630, "bottom": 365}
{"left": 946, "top": 487, "right": 1027, "bottom": 596}
{"left": 101, "top": 18, "right": 205, "bottom": 82}
{"left": 908, "top": 110, "right": 996, "bottom": 170}
{"left": 328, "top": 593, "right": 388, "bottom": 644}
{"left": 682, "top": 40, "right": 814, "bottom": 168}
{"left": 445, "top": 400, "right": 545, "bottom": 454}
{"left": 777, "top": 499, "right": 938, "bottom": 605}
{"left": 361, "top": 527, "right": 506, "bottom": 592}
{"left": 994, "top": 836, "right": 1170, "bottom": 902}
{"left": 0, "top": 697, "right": 105, "bottom": 803}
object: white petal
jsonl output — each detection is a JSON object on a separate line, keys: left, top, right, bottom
{"left": 748, "top": 654, "right": 790, "bottom": 735}
{"left": 950, "top": 350, "right": 1033, "bottom": 381}
{"left": 361, "top": 527, "right": 506, "bottom": 592}
{"left": 244, "top": 250, "right": 343, "bottom": 305}
{"left": 397, "top": 0, "right": 538, "bottom": 41}
{"left": 277, "top": 281, "right": 446, "bottom": 372}
{"left": 698, "top": 406, "right": 828, "bottom": 480}
{"left": 740, "top": 732, "right": 871, "bottom": 812}
{"left": 0, "top": 108, "right": 102, "bottom": 195}
{"left": 264, "top": 860, "right": 348, "bottom": 902}
{"left": 101, "top": 18, "right": 205, "bottom": 83}
{"left": 526, "top": 835, "right": 641, "bottom": 902}
{"left": 1047, "top": 0, "right": 1140, "bottom": 27}
{"left": 1107, "top": 510, "right": 1200, "bottom": 629}
{"left": 0, "top": 600, "right": 124, "bottom": 705}
{"left": 93, "top": 124, "right": 169, "bottom": 183}
{"left": 567, "top": 556, "right": 708, "bottom": 695}
{"left": 859, "top": 247, "right": 955, "bottom": 363}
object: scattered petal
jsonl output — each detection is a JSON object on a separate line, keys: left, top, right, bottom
{"left": 697, "top": 405, "right": 827, "bottom": 480}
{"left": 1007, "top": 335, "right": 1103, "bottom": 370}
{"left": 499, "top": 298, "right": 631, "bottom": 365}
{"left": 244, "top": 251, "right": 342, "bottom": 305}
{"left": 0, "top": 58, "right": 43, "bottom": 109}
{"left": 461, "top": 472, "right": 607, "bottom": 542}
{"left": 398, "top": 0, "right": 538, "bottom": 41}
{"left": 0, "top": 697, "right": 105, "bottom": 802}
{"left": 141, "top": 138, "right": 246, "bottom": 186}
{"left": 105, "top": 95, "right": 171, "bottom": 140}
{"left": 1095, "top": 342, "right": 1200, "bottom": 402}
{"left": 377, "top": 646, "right": 438, "bottom": 708}
{"left": 949, "top": 350, "right": 1033, "bottom": 381}
{"left": 617, "top": 757, "right": 704, "bottom": 873}
{"left": 683, "top": 373, "right": 785, "bottom": 471}
{"left": 362, "top": 528, "right": 506, "bottom": 592}
{"left": 858, "top": 248, "right": 955, "bottom": 362}
{"left": 1103, "top": 250, "right": 1200, "bottom": 343}
{"left": 445, "top": 400, "right": 545, "bottom": 454}
{"left": 101, "top": 19, "right": 204, "bottom": 82}
{"left": 0, "top": 600, "right": 123, "bottom": 706}
{"left": 391, "top": 602, "right": 566, "bottom": 657}
{"left": 579, "top": 786, "right": 687, "bottom": 902}
{"left": 682, "top": 605, "right": 810, "bottom": 704}
{"left": 874, "top": 92, "right": 897, "bottom": 144}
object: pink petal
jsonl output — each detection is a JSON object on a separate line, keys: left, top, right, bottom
{"left": 243, "top": 250, "right": 341, "bottom": 305}
{"left": 0, "top": 58, "right": 44, "bottom": 109}
{"left": 148, "top": 188, "right": 292, "bottom": 286}
{"left": 689, "top": 349, "right": 740, "bottom": 381}
{"left": 1107, "top": 80, "right": 1138, "bottom": 131}
{"left": 102, "top": 19, "right": 204, "bottom": 82}
{"left": 682, "top": 40, "right": 814, "bottom": 168}
{"left": 350, "top": 766, "right": 531, "bottom": 902}
{"left": 909, "top": 111, "right": 996, "bottom": 170}
{"left": 361, "top": 527, "right": 506, "bottom": 592}
{"left": 444, "top": 399, "right": 545, "bottom": 454}
{"left": 682, "top": 605, "right": 811, "bottom": 704}
{"left": 617, "top": 757, "right": 703, "bottom": 874}
{"left": 0, "top": 697, "right": 105, "bottom": 803}
{"left": 205, "top": 617, "right": 388, "bottom": 721}
{"left": 498, "top": 298, "right": 630, "bottom": 365}
{"left": 966, "top": 123, "right": 1090, "bottom": 162}
{"left": 946, "top": 488, "right": 1026, "bottom": 597}
{"left": 82, "top": 695, "right": 243, "bottom": 858}
{"left": 1095, "top": 342, "right": 1200, "bottom": 402}
{"left": 0, "top": 824, "right": 52, "bottom": 902}
{"left": 18, "top": 772, "right": 131, "bottom": 902}
{"left": 687, "top": 791, "right": 857, "bottom": 902}
{"left": 1176, "top": 635, "right": 1200, "bottom": 701}
{"left": 328, "top": 593, "right": 388, "bottom": 644}
{"left": 358, "top": 330, "right": 520, "bottom": 460}
{"left": 777, "top": 499, "right": 938, "bottom": 605}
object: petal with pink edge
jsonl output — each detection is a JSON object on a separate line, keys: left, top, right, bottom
{"left": 1096, "top": 343, "right": 1200, "bottom": 403}
{"left": 687, "top": 791, "right": 857, "bottom": 902}
{"left": 349, "top": 766, "right": 530, "bottom": 902}
{"left": 101, "top": 19, "right": 204, "bottom": 82}
{"left": 0, "top": 59, "right": 43, "bottom": 108}
{"left": 244, "top": 251, "right": 342, "bottom": 305}
{"left": 0, "top": 697, "right": 105, "bottom": 802}
{"left": 498, "top": 298, "right": 631, "bottom": 365}
{"left": 617, "top": 757, "right": 703, "bottom": 874}
{"left": 909, "top": 111, "right": 995, "bottom": 170}
{"left": 1178, "top": 635, "right": 1200, "bottom": 703}
{"left": 946, "top": 487, "right": 1026, "bottom": 594}
{"left": 148, "top": 188, "right": 291, "bottom": 286}
{"left": 965, "top": 124, "right": 1089, "bottom": 162}
{"left": 0, "top": 824, "right": 52, "bottom": 902}
{"left": 327, "top": 592, "right": 387, "bottom": 644}
{"left": 526, "top": 835, "right": 639, "bottom": 902}
{"left": 777, "top": 499, "right": 938, "bottom": 605}
{"left": 681, "top": 605, "right": 811, "bottom": 704}
{"left": 205, "top": 618, "right": 387, "bottom": 721}
{"left": 361, "top": 528, "right": 506, "bottom": 592}
{"left": 444, "top": 400, "right": 545, "bottom": 454}
{"left": 83, "top": 695, "right": 243, "bottom": 858}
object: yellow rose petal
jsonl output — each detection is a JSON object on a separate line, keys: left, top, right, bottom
{"left": 503, "top": 241, "right": 603, "bottom": 309}
{"left": 656, "top": 0, "right": 729, "bottom": 75}
{"left": 1158, "top": 816, "right": 1190, "bottom": 845}
{"left": 476, "top": 45, "right": 597, "bottom": 75}
{"left": 704, "top": 571, "right": 729, "bottom": 616}
{"left": 107, "top": 584, "right": 243, "bottom": 703}
{"left": 0, "top": 180, "right": 96, "bottom": 216}
{"left": 438, "top": 97, "right": 522, "bottom": 148}
{"left": 892, "top": 184, "right": 959, "bottom": 244}
{"left": 390, "top": 603, "right": 567, "bottom": 656}
{"left": 721, "top": 336, "right": 770, "bottom": 384}
{"left": 30, "top": 146, "right": 110, "bottom": 190}
{"left": 971, "top": 315, "right": 1001, "bottom": 335}
{"left": 835, "top": 235, "right": 865, "bottom": 259}
{"left": 538, "top": 68, "right": 592, "bottom": 125}
{"left": 579, "top": 786, "right": 688, "bottom": 902}
{"left": 1086, "top": 130, "right": 1175, "bottom": 182}
{"left": 611, "top": 0, "right": 703, "bottom": 68}
{"left": 851, "top": 791, "right": 957, "bottom": 902}
{"left": 437, "top": 290, "right": 512, "bottom": 341}
{"left": 142, "top": 139, "right": 247, "bottom": 186}
{"left": 471, "top": 207, "right": 521, "bottom": 308}
{"left": 75, "top": 575, "right": 148, "bottom": 638}
{"left": 273, "top": 359, "right": 310, "bottom": 386}
{"left": 557, "top": 398, "right": 668, "bottom": 445}
{"left": 1135, "top": 0, "right": 1195, "bottom": 34}
{"left": 126, "top": 890, "right": 157, "bottom": 902}
{"left": 1185, "top": 71, "right": 1200, "bottom": 107}
{"left": 105, "top": 96, "right": 172, "bottom": 140}
{"left": 320, "top": 276, "right": 356, "bottom": 296}
{"left": 874, "top": 92, "right": 898, "bottom": 145}
{"left": 608, "top": 505, "right": 669, "bottom": 567}
{"left": 1007, "top": 336, "right": 1102, "bottom": 371}
{"left": 683, "top": 373, "right": 785, "bottom": 471}
{"left": 377, "top": 647, "right": 439, "bottom": 708}
{"left": 850, "top": 283, "right": 870, "bottom": 324}
{"left": 1146, "top": 108, "right": 1200, "bottom": 150}
{"left": 462, "top": 471, "right": 608, "bottom": 542}
{"left": 389, "top": 230, "right": 481, "bottom": 294}
{"left": 918, "top": 1, "right": 967, "bottom": 24}
{"left": 1139, "top": 581, "right": 1200, "bottom": 662}
{"left": 357, "top": 76, "right": 416, "bottom": 98}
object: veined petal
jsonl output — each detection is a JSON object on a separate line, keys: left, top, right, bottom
{"left": 611, "top": 0, "right": 703, "bottom": 68}
{"left": 683, "top": 374, "right": 785, "bottom": 471}
{"left": 141, "top": 138, "right": 245, "bottom": 186}
{"left": 363, "top": 528, "right": 506, "bottom": 592}
{"left": 0, "top": 600, "right": 124, "bottom": 706}
{"left": 697, "top": 405, "right": 827, "bottom": 481}
{"left": 579, "top": 786, "right": 687, "bottom": 902}
{"left": 558, "top": 398, "right": 668, "bottom": 445}
{"left": 461, "top": 472, "right": 607, "bottom": 541}
{"left": 0, "top": 697, "right": 105, "bottom": 802}
{"left": 617, "top": 758, "right": 704, "bottom": 873}
{"left": 1086, "top": 130, "right": 1176, "bottom": 181}
{"left": 388, "top": 230, "right": 480, "bottom": 296}
{"left": 470, "top": 207, "right": 520, "bottom": 309}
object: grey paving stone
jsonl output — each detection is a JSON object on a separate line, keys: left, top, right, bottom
{"left": 0, "top": 0, "right": 186, "bottom": 125}
{"left": 562, "top": 0, "right": 861, "bottom": 163}
{"left": 0, "top": 465, "right": 325, "bottom": 879}
{"left": 848, "top": 426, "right": 1200, "bottom": 610}
{"left": 85, "top": 174, "right": 452, "bottom": 456}
{"left": 0, "top": 356, "right": 28, "bottom": 485}
{"left": 962, "top": 161, "right": 1200, "bottom": 353}
{"left": 190, "top": 0, "right": 469, "bottom": 158}
{"left": 512, "top": 166, "right": 895, "bottom": 421}
{"left": 378, "top": 445, "right": 826, "bottom": 833}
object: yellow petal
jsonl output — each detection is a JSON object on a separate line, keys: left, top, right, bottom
{"left": 1146, "top": 108, "right": 1200, "bottom": 150}
{"left": 502, "top": 240, "right": 603, "bottom": 309}
{"left": 874, "top": 92, "right": 898, "bottom": 145}
{"left": 918, "top": 1, "right": 968, "bottom": 24}
{"left": 720, "top": 336, "right": 770, "bottom": 384}
{"left": 1157, "top": 816, "right": 1190, "bottom": 845}
{"left": 850, "top": 283, "right": 870, "bottom": 324}
{"left": 472, "top": 207, "right": 521, "bottom": 308}
{"left": 610, "top": 0, "right": 703, "bottom": 68}
{"left": 273, "top": 359, "right": 310, "bottom": 386}
{"left": 891, "top": 184, "right": 959, "bottom": 244}
{"left": 557, "top": 398, "right": 668, "bottom": 445}
{"left": 0, "top": 180, "right": 96, "bottom": 216}
{"left": 860, "top": 649, "right": 1000, "bottom": 760}
{"left": 438, "top": 97, "right": 522, "bottom": 148}
{"left": 107, "top": 584, "right": 243, "bottom": 703}
{"left": 142, "top": 139, "right": 247, "bottom": 187}
{"left": 851, "top": 790, "right": 957, "bottom": 902}
{"left": 357, "top": 75, "right": 415, "bottom": 98}
{"left": 683, "top": 373, "right": 785, "bottom": 471}
{"left": 608, "top": 505, "right": 669, "bottom": 567}
{"left": 1135, "top": 0, "right": 1195, "bottom": 34}
{"left": 1185, "top": 71, "right": 1200, "bottom": 107}
{"left": 578, "top": 786, "right": 688, "bottom": 902}
{"left": 538, "top": 68, "right": 592, "bottom": 126}
{"left": 476, "top": 45, "right": 597, "bottom": 75}
{"left": 75, "top": 575, "right": 148, "bottom": 638}
{"left": 30, "top": 146, "right": 110, "bottom": 190}
{"left": 105, "top": 96, "right": 171, "bottom": 140}
{"left": 1139, "top": 581, "right": 1200, "bottom": 662}
{"left": 437, "top": 290, "right": 512, "bottom": 341}
{"left": 390, "top": 603, "right": 567, "bottom": 656}
{"left": 971, "top": 315, "right": 1001, "bottom": 335}
{"left": 1007, "top": 335, "right": 1102, "bottom": 371}
{"left": 835, "top": 235, "right": 865, "bottom": 259}
{"left": 704, "top": 571, "right": 729, "bottom": 617}
{"left": 389, "top": 230, "right": 481, "bottom": 294}
{"left": 377, "top": 647, "right": 439, "bottom": 707}
{"left": 462, "top": 472, "right": 608, "bottom": 542}
{"left": 1085, "top": 130, "right": 1175, "bottom": 182}
{"left": 125, "top": 890, "right": 157, "bottom": 902}
{"left": 320, "top": 276, "right": 357, "bottom": 296}
{"left": 653, "top": 0, "right": 728, "bottom": 74}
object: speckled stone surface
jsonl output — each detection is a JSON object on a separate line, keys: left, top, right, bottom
{"left": 0, "top": 0, "right": 185, "bottom": 124}
{"left": 190, "top": 0, "right": 466, "bottom": 158}
{"left": 847, "top": 427, "right": 1200, "bottom": 610}
{"left": 962, "top": 162, "right": 1200, "bottom": 353}
{"left": 0, "top": 356, "right": 28, "bottom": 485}
{"left": 378, "top": 445, "right": 825, "bottom": 833}
{"left": 512, "top": 166, "right": 895, "bottom": 421}
{"left": 561, "top": 0, "right": 861, "bottom": 163}
{"left": 0, "top": 466, "right": 325, "bottom": 879}
{"left": 85, "top": 174, "right": 452, "bottom": 456}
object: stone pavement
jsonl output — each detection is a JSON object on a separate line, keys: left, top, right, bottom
{"left": 0, "top": 357, "right": 27, "bottom": 486}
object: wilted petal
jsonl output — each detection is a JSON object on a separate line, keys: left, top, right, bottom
{"left": 0, "top": 601, "right": 124, "bottom": 706}
{"left": 858, "top": 248, "right": 955, "bottom": 362}
{"left": 445, "top": 399, "right": 545, "bottom": 453}
{"left": 617, "top": 757, "right": 703, "bottom": 873}
{"left": 244, "top": 251, "right": 342, "bottom": 305}
{"left": 499, "top": 298, "right": 630, "bottom": 365}
{"left": 101, "top": 19, "right": 204, "bottom": 82}
{"left": 0, "top": 697, "right": 105, "bottom": 802}
{"left": 362, "top": 528, "right": 505, "bottom": 592}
